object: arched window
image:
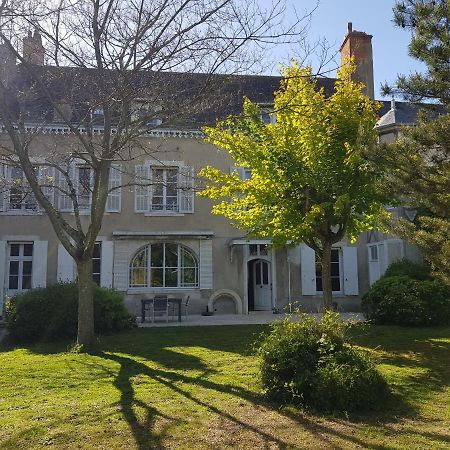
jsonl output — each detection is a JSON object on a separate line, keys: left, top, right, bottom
{"left": 129, "top": 243, "right": 198, "bottom": 288}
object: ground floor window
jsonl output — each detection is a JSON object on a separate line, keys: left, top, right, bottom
{"left": 8, "top": 242, "right": 33, "bottom": 292}
{"left": 129, "top": 243, "right": 198, "bottom": 288}
{"left": 315, "top": 248, "right": 341, "bottom": 293}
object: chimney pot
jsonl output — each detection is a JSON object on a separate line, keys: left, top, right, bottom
{"left": 23, "top": 29, "right": 45, "bottom": 65}
{"left": 391, "top": 98, "right": 396, "bottom": 110}
{"left": 348, "top": 22, "right": 353, "bottom": 33}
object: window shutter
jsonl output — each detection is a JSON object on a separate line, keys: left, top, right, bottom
{"left": 113, "top": 240, "right": 129, "bottom": 290}
{"left": 32, "top": 241, "right": 48, "bottom": 288}
{"left": 179, "top": 165, "right": 194, "bottom": 213}
{"left": 57, "top": 244, "right": 75, "bottom": 282}
{"left": 199, "top": 239, "right": 213, "bottom": 289}
{"left": 342, "top": 246, "right": 359, "bottom": 295}
{"left": 100, "top": 240, "right": 114, "bottom": 288}
{"left": 106, "top": 164, "right": 121, "bottom": 212}
{"left": 38, "top": 166, "right": 55, "bottom": 206}
{"left": 0, "top": 241, "right": 6, "bottom": 315}
{"left": 367, "top": 244, "right": 381, "bottom": 286}
{"left": 135, "top": 165, "right": 150, "bottom": 212}
{"left": 300, "top": 244, "right": 316, "bottom": 295}
{"left": 58, "top": 166, "right": 74, "bottom": 211}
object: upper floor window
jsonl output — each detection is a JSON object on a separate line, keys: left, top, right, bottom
{"left": 131, "top": 100, "right": 163, "bottom": 127}
{"left": 7, "top": 167, "right": 37, "bottom": 211}
{"left": 129, "top": 243, "right": 198, "bottom": 288}
{"left": 135, "top": 164, "right": 194, "bottom": 214}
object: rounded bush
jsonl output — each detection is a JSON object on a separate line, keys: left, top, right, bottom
{"left": 384, "top": 259, "right": 432, "bottom": 281}
{"left": 258, "top": 312, "right": 388, "bottom": 413}
{"left": 362, "top": 276, "right": 450, "bottom": 326}
{"left": 6, "top": 283, "right": 135, "bottom": 342}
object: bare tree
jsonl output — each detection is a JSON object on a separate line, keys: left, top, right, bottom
{"left": 0, "top": 0, "right": 313, "bottom": 346}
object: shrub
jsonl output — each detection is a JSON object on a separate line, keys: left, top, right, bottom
{"left": 257, "top": 312, "right": 388, "bottom": 413}
{"left": 6, "top": 283, "right": 135, "bottom": 342}
{"left": 384, "top": 259, "right": 432, "bottom": 281}
{"left": 362, "top": 276, "right": 450, "bottom": 326}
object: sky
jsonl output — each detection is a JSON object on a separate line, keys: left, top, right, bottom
{"left": 261, "top": 0, "right": 425, "bottom": 99}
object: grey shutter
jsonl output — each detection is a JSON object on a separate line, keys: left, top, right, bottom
{"left": 301, "top": 244, "right": 316, "bottom": 295}
{"left": 367, "top": 244, "right": 381, "bottom": 286}
{"left": 113, "top": 240, "right": 129, "bottom": 290}
{"left": 57, "top": 244, "right": 75, "bottom": 282}
{"left": 342, "top": 246, "right": 359, "bottom": 295}
{"left": 58, "top": 165, "right": 74, "bottom": 211}
{"left": 32, "top": 241, "right": 48, "bottom": 288}
{"left": 135, "top": 165, "right": 150, "bottom": 212}
{"left": 0, "top": 241, "right": 6, "bottom": 315}
{"left": 38, "top": 166, "right": 55, "bottom": 206}
{"left": 106, "top": 164, "right": 121, "bottom": 212}
{"left": 100, "top": 241, "right": 114, "bottom": 288}
{"left": 179, "top": 165, "right": 194, "bottom": 213}
{"left": 199, "top": 239, "right": 213, "bottom": 289}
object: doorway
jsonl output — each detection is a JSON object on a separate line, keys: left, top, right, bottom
{"left": 247, "top": 259, "right": 272, "bottom": 311}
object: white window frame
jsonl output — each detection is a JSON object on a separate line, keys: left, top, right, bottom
{"left": 7, "top": 242, "right": 34, "bottom": 294}
{"left": 4, "top": 166, "right": 38, "bottom": 213}
{"left": 150, "top": 166, "right": 179, "bottom": 212}
{"left": 315, "top": 247, "right": 343, "bottom": 295}
{"left": 129, "top": 243, "right": 199, "bottom": 290}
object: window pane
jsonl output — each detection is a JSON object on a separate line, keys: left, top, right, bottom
{"left": 92, "top": 259, "right": 101, "bottom": 274}
{"left": 132, "top": 248, "right": 147, "bottom": 268}
{"left": 22, "top": 275, "right": 32, "bottom": 290}
{"left": 23, "top": 244, "right": 33, "bottom": 256}
{"left": 165, "top": 244, "right": 178, "bottom": 267}
{"left": 23, "top": 261, "right": 32, "bottom": 276}
{"left": 262, "top": 262, "right": 269, "bottom": 285}
{"left": 331, "top": 277, "right": 341, "bottom": 292}
{"left": 259, "top": 244, "right": 268, "bottom": 256}
{"left": 370, "top": 246, "right": 378, "bottom": 261}
{"left": 182, "top": 268, "right": 196, "bottom": 286}
{"left": 316, "top": 277, "right": 323, "bottom": 292}
{"left": 331, "top": 249, "right": 339, "bottom": 262}
{"left": 130, "top": 268, "right": 147, "bottom": 287}
{"left": 151, "top": 268, "right": 163, "bottom": 287}
{"left": 9, "top": 275, "right": 18, "bottom": 290}
{"left": 255, "top": 262, "right": 261, "bottom": 285}
{"left": 93, "top": 273, "right": 101, "bottom": 285}
{"left": 10, "top": 244, "right": 20, "bottom": 257}
{"left": 331, "top": 263, "right": 340, "bottom": 277}
{"left": 165, "top": 268, "right": 178, "bottom": 287}
{"left": 182, "top": 248, "right": 196, "bottom": 268}
{"left": 249, "top": 244, "right": 257, "bottom": 256}
{"left": 151, "top": 244, "right": 163, "bottom": 267}
{"left": 93, "top": 243, "right": 101, "bottom": 258}
{"left": 9, "top": 188, "right": 23, "bottom": 209}
{"left": 9, "top": 261, "right": 19, "bottom": 275}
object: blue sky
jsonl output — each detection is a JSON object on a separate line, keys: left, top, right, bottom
{"left": 261, "top": 0, "right": 425, "bottom": 99}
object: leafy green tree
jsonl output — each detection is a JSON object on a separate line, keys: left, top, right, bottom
{"left": 200, "top": 63, "right": 387, "bottom": 308}
{"left": 380, "top": 0, "right": 450, "bottom": 284}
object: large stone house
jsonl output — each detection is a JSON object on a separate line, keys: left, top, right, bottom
{"left": 0, "top": 24, "right": 420, "bottom": 318}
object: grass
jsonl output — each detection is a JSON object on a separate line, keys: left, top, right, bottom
{"left": 0, "top": 324, "right": 449, "bottom": 449}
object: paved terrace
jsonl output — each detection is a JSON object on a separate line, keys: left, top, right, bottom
{"left": 138, "top": 312, "right": 365, "bottom": 327}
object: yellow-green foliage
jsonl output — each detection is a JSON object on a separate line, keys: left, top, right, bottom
{"left": 200, "top": 63, "right": 389, "bottom": 246}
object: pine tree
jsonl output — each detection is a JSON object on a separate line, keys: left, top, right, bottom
{"left": 381, "top": 0, "right": 450, "bottom": 284}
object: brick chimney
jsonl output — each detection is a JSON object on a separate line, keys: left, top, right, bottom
{"left": 23, "top": 30, "right": 45, "bottom": 65}
{"left": 340, "top": 22, "right": 374, "bottom": 99}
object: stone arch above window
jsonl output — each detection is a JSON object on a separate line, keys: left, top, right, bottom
{"left": 129, "top": 242, "right": 198, "bottom": 288}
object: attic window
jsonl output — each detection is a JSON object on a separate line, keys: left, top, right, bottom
{"left": 260, "top": 106, "right": 276, "bottom": 125}
{"left": 132, "top": 100, "right": 163, "bottom": 127}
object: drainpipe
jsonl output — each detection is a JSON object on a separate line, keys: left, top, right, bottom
{"left": 287, "top": 248, "right": 292, "bottom": 313}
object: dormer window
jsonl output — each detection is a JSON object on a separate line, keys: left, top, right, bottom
{"left": 260, "top": 105, "right": 276, "bottom": 125}
{"left": 131, "top": 100, "right": 163, "bottom": 127}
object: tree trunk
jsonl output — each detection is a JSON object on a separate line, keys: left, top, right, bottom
{"left": 321, "top": 242, "right": 333, "bottom": 310}
{"left": 76, "top": 258, "right": 95, "bottom": 347}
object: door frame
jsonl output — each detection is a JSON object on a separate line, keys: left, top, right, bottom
{"left": 243, "top": 243, "right": 276, "bottom": 313}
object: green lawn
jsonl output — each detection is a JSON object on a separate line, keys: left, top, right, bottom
{"left": 0, "top": 324, "right": 449, "bottom": 449}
